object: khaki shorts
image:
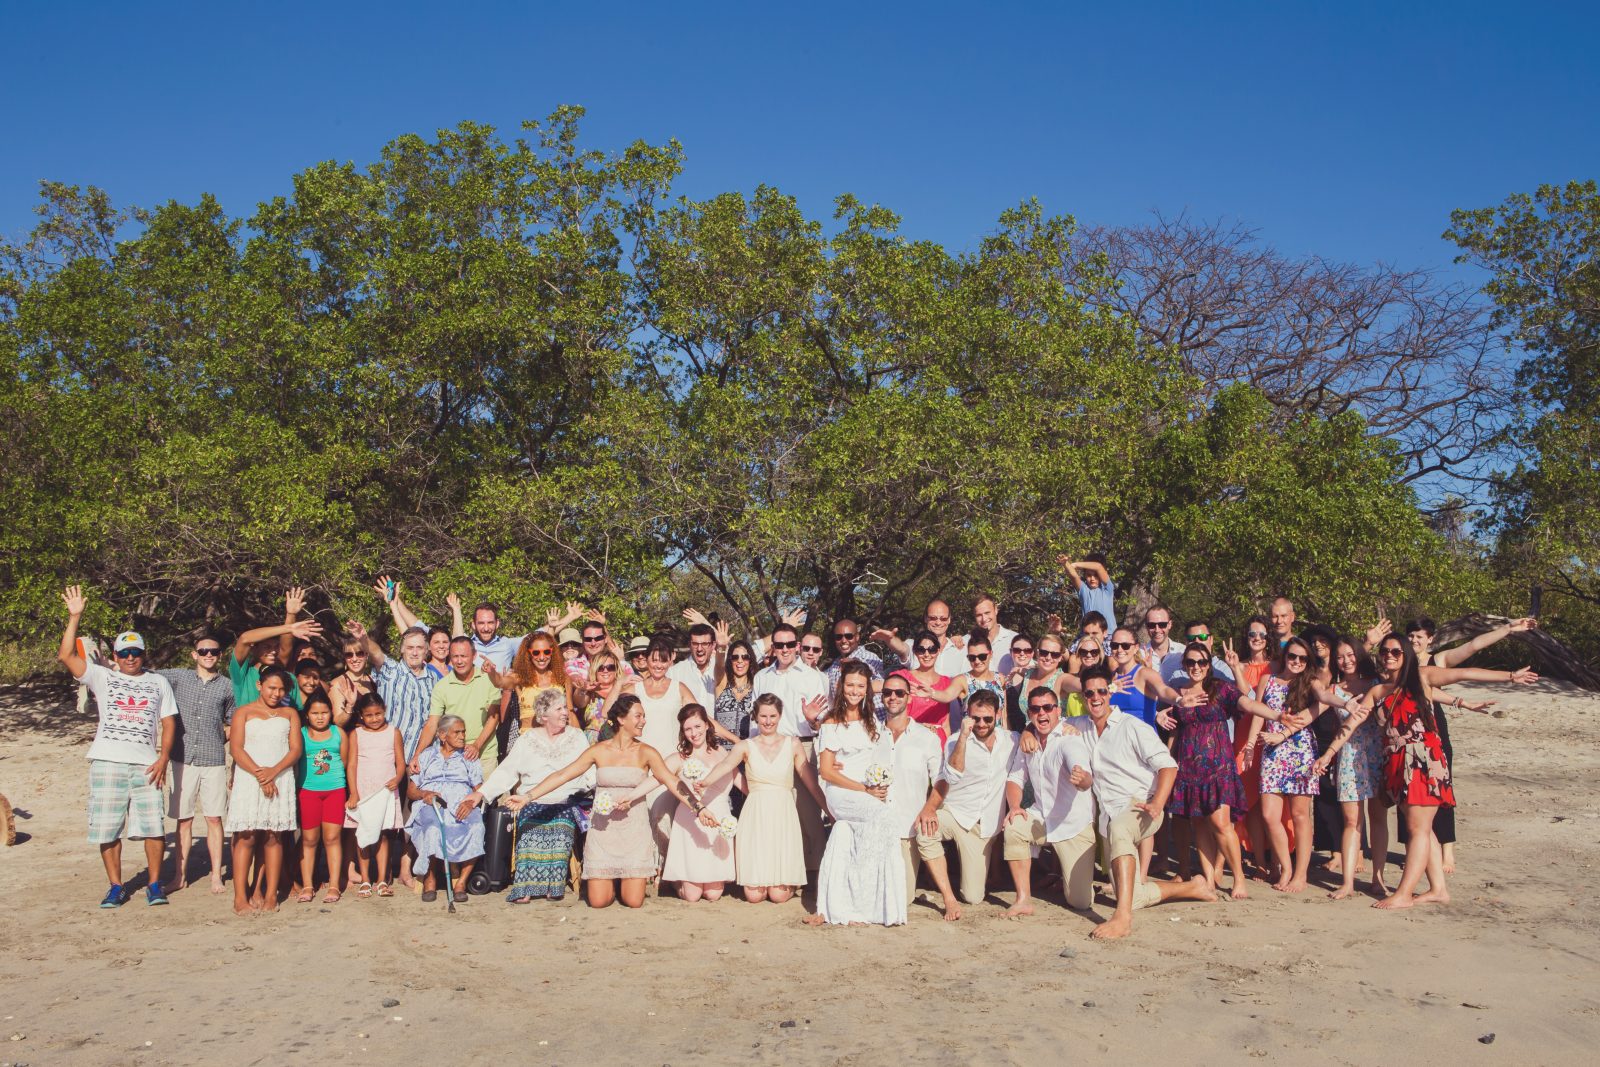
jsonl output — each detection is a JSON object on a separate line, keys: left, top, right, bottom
{"left": 1002, "top": 815, "right": 1097, "bottom": 910}
{"left": 1104, "top": 806, "right": 1163, "bottom": 864}
{"left": 168, "top": 762, "right": 229, "bottom": 820}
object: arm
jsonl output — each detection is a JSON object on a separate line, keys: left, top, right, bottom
{"left": 794, "top": 751, "right": 829, "bottom": 814}
{"left": 915, "top": 778, "right": 950, "bottom": 835}
{"left": 149, "top": 712, "right": 176, "bottom": 788}
{"left": 376, "top": 575, "right": 424, "bottom": 633}
{"left": 641, "top": 746, "right": 717, "bottom": 825}
{"left": 509, "top": 746, "right": 599, "bottom": 805}
{"left": 1003, "top": 779, "right": 1027, "bottom": 825}
{"left": 946, "top": 724, "right": 972, "bottom": 774}
{"left": 57, "top": 585, "right": 89, "bottom": 678}
{"left": 1430, "top": 618, "right": 1537, "bottom": 669}
{"left": 623, "top": 752, "right": 682, "bottom": 804}
{"left": 911, "top": 675, "right": 966, "bottom": 703}
{"left": 276, "top": 586, "right": 305, "bottom": 664}
{"left": 1137, "top": 666, "right": 1183, "bottom": 705}
{"left": 234, "top": 618, "right": 323, "bottom": 665}
{"left": 339, "top": 728, "right": 354, "bottom": 799}
{"left": 1420, "top": 665, "right": 1537, "bottom": 686}
{"left": 1427, "top": 685, "right": 1497, "bottom": 715}
{"left": 869, "top": 626, "right": 909, "bottom": 660}
{"left": 1135, "top": 765, "right": 1179, "bottom": 816}
{"left": 465, "top": 699, "right": 500, "bottom": 761}
{"left": 387, "top": 727, "right": 405, "bottom": 791}
{"left": 268, "top": 709, "right": 305, "bottom": 780}
{"left": 1059, "top": 556, "right": 1110, "bottom": 586}
{"left": 230, "top": 712, "right": 263, "bottom": 780}
{"left": 698, "top": 741, "right": 749, "bottom": 790}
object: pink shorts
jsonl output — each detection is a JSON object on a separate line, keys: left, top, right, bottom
{"left": 299, "top": 788, "right": 347, "bottom": 830}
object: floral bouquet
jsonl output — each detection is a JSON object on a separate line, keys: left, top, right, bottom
{"left": 717, "top": 815, "right": 738, "bottom": 840}
{"left": 681, "top": 758, "right": 709, "bottom": 782}
{"left": 592, "top": 791, "right": 616, "bottom": 817}
{"left": 864, "top": 764, "right": 893, "bottom": 789}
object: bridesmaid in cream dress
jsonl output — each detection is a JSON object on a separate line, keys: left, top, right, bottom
{"left": 645, "top": 705, "right": 736, "bottom": 901}
{"left": 696, "top": 694, "right": 829, "bottom": 904}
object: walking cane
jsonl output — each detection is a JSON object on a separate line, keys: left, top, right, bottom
{"left": 432, "top": 799, "right": 457, "bottom": 914}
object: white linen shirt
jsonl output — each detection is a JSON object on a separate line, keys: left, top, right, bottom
{"left": 1083, "top": 709, "right": 1178, "bottom": 833}
{"left": 937, "top": 728, "right": 1017, "bottom": 837}
{"left": 668, "top": 656, "right": 718, "bottom": 711}
{"left": 988, "top": 626, "right": 1020, "bottom": 676}
{"left": 1007, "top": 717, "right": 1095, "bottom": 841}
{"left": 886, "top": 720, "right": 943, "bottom": 837}
{"left": 750, "top": 660, "right": 829, "bottom": 739}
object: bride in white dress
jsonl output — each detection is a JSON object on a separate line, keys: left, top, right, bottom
{"left": 807, "top": 662, "right": 907, "bottom": 927}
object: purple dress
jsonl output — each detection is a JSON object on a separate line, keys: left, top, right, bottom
{"left": 1166, "top": 681, "right": 1248, "bottom": 818}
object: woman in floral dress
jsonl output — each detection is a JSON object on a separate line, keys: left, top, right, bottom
{"left": 1165, "top": 644, "right": 1250, "bottom": 899}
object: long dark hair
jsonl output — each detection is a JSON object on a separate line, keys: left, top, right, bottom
{"left": 718, "top": 639, "right": 755, "bottom": 695}
{"left": 676, "top": 703, "right": 722, "bottom": 757}
{"left": 1241, "top": 615, "right": 1272, "bottom": 663}
{"left": 606, "top": 693, "right": 642, "bottom": 735}
{"left": 1377, "top": 635, "right": 1435, "bottom": 732}
{"left": 1182, "top": 641, "right": 1220, "bottom": 702}
{"left": 1330, "top": 636, "right": 1379, "bottom": 686}
{"left": 1283, "top": 637, "right": 1321, "bottom": 714}
{"left": 824, "top": 661, "right": 879, "bottom": 740}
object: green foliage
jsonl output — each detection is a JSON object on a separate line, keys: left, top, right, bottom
{"left": 0, "top": 111, "right": 1528, "bottom": 675}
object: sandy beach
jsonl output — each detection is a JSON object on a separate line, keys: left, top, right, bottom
{"left": 2, "top": 678, "right": 1598, "bottom": 1066}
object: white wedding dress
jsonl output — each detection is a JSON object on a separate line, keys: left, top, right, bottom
{"left": 815, "top": 721, "right": 907, "bottom": 926}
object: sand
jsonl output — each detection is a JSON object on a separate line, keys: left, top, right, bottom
{"left": 2, "top": 679, "right": 1598, "bottom": 1066}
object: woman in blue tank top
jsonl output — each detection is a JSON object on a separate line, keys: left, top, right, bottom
{"left": 1105, "top": 627, "right": 1184, "bottom": 729}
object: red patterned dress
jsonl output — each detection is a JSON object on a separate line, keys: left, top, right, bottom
{"left": 1382, "top": 690, "right": 1455, "bottom": 807}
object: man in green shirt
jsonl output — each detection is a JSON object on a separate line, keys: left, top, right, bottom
{"left": 415, "top": 636, "right": 501, "bottom": 772}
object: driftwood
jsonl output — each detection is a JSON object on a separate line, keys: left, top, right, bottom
{"left": 1432, "top": 613, "right": 1600, "bottom": 691}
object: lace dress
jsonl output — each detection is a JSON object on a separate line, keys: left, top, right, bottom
{"left": 584, "top": 766, "right": 658, "bottom": 879}
{"left": 814, "top": 721, "right": 907, "bottom": 926}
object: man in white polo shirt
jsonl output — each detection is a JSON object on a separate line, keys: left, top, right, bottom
{"left": 58, "top": 586, "right": 178, "bottom": 909}
{"left": 1002, "top": 682, "right": 1096, "bottom": 917}
{"left": 915, "top": 687, "right": 1014, "bottom": 920}
{"left": 884, "top": 684, "right": 942, "bottom": 908}
{"left": 751, "top": 622, "right": 828, "bottom": 873}
{"left": 1078, "top": 662, "right": 1215, "bottom": 939}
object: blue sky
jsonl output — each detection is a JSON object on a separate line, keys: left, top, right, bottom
{"left": 3, "top": 2, "right": 1597, "bottom": 278}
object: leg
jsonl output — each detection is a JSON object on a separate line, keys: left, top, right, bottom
{"left": 1368, "top": 796, "right": 1392, "bottom": 896}
{"left": 1376, "top": 804, "right": 1440, "bottom": 909}
{"left": 1209, "top": 807, "right": 1248, "bottom": 899}
{"left": 142, "top": 835, "right": 164, "bottom": 888}
{"left": 766, "top": 886, "right": 794, "bottom": 904}
{"left": 1192, "top": 816, "right": 1218, "bottom": 888}
{"left": 1414, "top": 825, "right": 1450, "bottom": 905}
{"left": 1051, "top": 823, "right": 1098, "bottom": 911}
{"left": 1244, "top": 803, "right": 1269, "bottom": 878}
{"left": 1137, "top": 833, "right": 1155, "bottom": 883}
{"left": 743, "top": 885, "right": 769, "bottom": 904}
{"left": 174, "top": 817, "right": 195, "bottom": 890}
{"left": 678, "top": 881, "right": 705, "bottom": 902}
{"left": 917, "top": 832, "right": 963, "bottom": 920}
{"left": 1002, "top": 814, "right": 1045, "bottom": 917}
{"left": 701, "top": 882, "right": 724, "bottom": 902}
{"left": 298, "top": 831, "right": 318, "bottom": 898}
{"left": 1331, "top": 801, "right": 1360, "bottom": 899}
{"left": 375, "top": 832, "right": 391, "bottom": 891}
{"left": 1259, "top": 793, "right": 1291, "bottom": 890}
{"left": 204, "top": 817, "right": 227, "bottom": 892}
{"left": 617, "top": 877, "right": 647, "bottom": 909}
{"left": 901, "top": 838, "right": 919, "bottom": 906}
{"left": 452, "top": 858, "right": 475, "bottom": 896}
{"left": 795, "top": 741, "right": 825, "bottom": 876}
{"left": 1284, "top": 796, "right": 1312, "bottom": 892}
{"left": 259, "top": 831, "right": 283, "bottom": 911}
{"left": 232, "top": 833, "right": 257, "bottom": 915}
{"left": 100, "top": 839, "right": 124, "bottom": 886}
{"left": 1171, "top": 817, "right": 1194, "bottom": 880}
{"left": 1093, "top": 854, "right": 1141, "bottom": 940}
{"left": 322, "top": 823, "right": 343, "bottom": 899}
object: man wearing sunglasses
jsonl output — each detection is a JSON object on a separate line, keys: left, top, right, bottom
{"left": 1140, "top": 606, "right": 1183, "bottom": 679}
{"left": 751, "top": 622, "right": 830, "bottom": 873}
{"left": 1002, "top": 685, "right": 1094, "bottom": 918}
{"left": 883, "top": 676, "right": 943, "bottom": 910}
{"left": 870, "top": 599, "right": 969, "bottom": 677}
{"left": 1165, "top": 620, "right": 1235, "bottom": 687}
{"left": 157, "top": 633, "right": 238, "bottom": 894}
{"left": 671, "top": 613, "right": 732, "bottom": 711}
{"left": 58, "top": 586, "right": 179, "bottom": 909}
{"left": 1078, "top": 663, "right": 1216, "bottom": 939}
{"left": 826, "top": 618, "right": 885, "bottom": 715}
{"left": 915, "top": 688, "right": 1014, "bottom": 919}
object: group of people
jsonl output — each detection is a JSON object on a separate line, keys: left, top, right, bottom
{"left": 58, "top": 553, "right": 1541, "bottom": 939}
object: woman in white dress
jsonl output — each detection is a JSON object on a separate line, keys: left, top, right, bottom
{"left": 806, "top": 662, "right": 907, "bottom": 927}
{"left": 225, "top": 668, "right": 302, "bottom": 916}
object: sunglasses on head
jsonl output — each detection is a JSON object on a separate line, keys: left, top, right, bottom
{"left": 771, "top": 640, "right": 797, "bottom": 650}
{"left": 1110, "top": 641, "right": 1135, "bottom": 651}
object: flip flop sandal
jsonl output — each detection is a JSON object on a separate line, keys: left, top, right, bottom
{"left": 377, "top": 882, "right": 393, "bottom": 897}
{"left": 357, "top": 882, "right": 374, "bottom": 898}
{"left": 296, "top": 890, "right": 316, "bottom": 904}
{"left": 323, "top": 890, "right": 342, "bottom": 904}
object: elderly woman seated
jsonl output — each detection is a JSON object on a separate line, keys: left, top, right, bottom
{"left": 406, "top": 715, "right": 485, "bottom": 902}
{"left": 458, "top": 689, "right": 594, "bottom": 902}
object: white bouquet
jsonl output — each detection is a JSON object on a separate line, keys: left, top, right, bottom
{"left": 717, "top": 815, "right": 738, "bottom": 840}
{"left": 681, "top": 758, "right": 709, "bottom": 782}
{"left": 592, "top": 791, "right": 615, "bottom": 817}
{"left": 864, "top": 764, "right": 893, "bottom": 788}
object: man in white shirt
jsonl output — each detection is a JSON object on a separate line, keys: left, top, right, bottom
{"left": 1140, "top": 604, "right": 1184, "bottom": 679}
{"left": 972, "top": 594, "right": 1019, "bottom": 676}
{"left": 884, "top": 687, "right": 942, "bottom": 908}
{"left": 915, "top": 688, "right": 1013, "bottom": 920}
{"left": 58, "top": 586, "right": 178, "bottom": 909}
{"left": 667, "top": 621, "right": 726, "bottom": 711}
{"left": 1002, "top": 683, "right": 1096, "bottom": 917}
{"left": 751, "top": 622, "right": 829, "bottom": 873}
{"left": 1078, "top": 663, "right": 1215, "bottom": 939}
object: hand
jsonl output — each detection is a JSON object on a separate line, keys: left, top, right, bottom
{"left": 253, "top": 766, "right": 273, "bottom": 786}
{"left": 613, "top": 796, "right": 633, "bottom": 813}
{"left": 1136, "top": 646, "right": 1155, "bottom": 669}
{"left": 345, "top": 793, "right": 359, "bottom": 810}
{"left": 384, "top": 776, "right": 400, "bottom": 792}
{"left": 869, "top": 626, "right": 899, "bottom": 645}
{"left": 145, "top": 757, "right": 169, "bottom": 789}
{"left": 464, "top": 743, "right": 480, "bottom": 761}
{"left": 1055, "top": 552, "right": 1072, "bottom": 570}
{"left": 949, "top": 634, "right": 967, "bottom": 650}
{"left": 407, "top": 757, "right": 421, "bottom": 776}
{"left": 958, "top": 715, "right": 975, "bottom": 736}
{"left": 289, "top": 619, "right": 323, "bottom": 641}
{"left": 373, "top": 575, "right": 397, "bottom": 603}
{"left": 1281, "top": 710, "right": 1312, "bottom": 731}
{"left": 916, "top": 809, "right": 940, "bottom": 836}
{"left": 455, "top": 793, "right": 483, "bottom": 820}
{"left": 1236, "top": 748, "right": 1254, "bottom": 773}
{"left": 1262, "top": 732, "right": 1286, "bottom": 747}
{"left": 713, "top": 618, "right": 731, "bottom": 649}
{"left": 502, "top": 794, "right": 529, "bottom": 812}
{"left": 1068, "top": 765, "right": 1091, "bottom": 790}
{"left": 1509, "top": 667, "right": 1539, "bottom": 684}
{"left": 445, "top": 591, "right": 461, "bottom": 612}
{"left": 345, "top": 618, "right": 368, "bottom": 641}
{"left": 1132, "top": 798, "right": 1161, "bottom": 818}
{"left": 585, "top": 608, "right": 608, "bottom": 624}
{"left": 546, "top": 606, "right": 562, "bottom": 630}
{"left": 285, "top": 586, "right": 307, "bottom": 617}
{"left": 1155, "top": 709, "right": 1177, "bottom": 732}
{"left": 780, "top": 607, "right": 805, "bottom": 628}
{"left": 417, "top": 790, "right": 439, "bottom": 806}
{"left": 1463, "top": 699, "right": 1497, "bottom": 714}
{"left": 1045, "top": 613, "right": 1063, "bottom": 635}
{"left": 865, "top": 784, "right": 889, "bottom": 802}
{"left": 1018, "top": 728, "right": 1041, "bottom": 754}
{"left": 681, "top": 607, "right": 710, "bottom": 627}
{"left": 1364, "top": 617, "right": 1392, "bottom": 647}
{"left": 1311, "top": 754, "right": 1333, "bottom": 778}
{"left": 1509, "top": 617, "right": 1538, "bottom": 632}
{"left": 1004, "top": 807, "right": 1029, "bottom": 827}
{"left": 801, "top": 694, "right": 827, "bottom": 723}
{"left": 911, "top": 683, "right": 935, "bottom": 699}
{"left": 697, "top": 809, "right": 721, "bottom": 829}
{"left": 261, "top": 780, "right": 277, "bottom": 799}
{"left": 62, "top": 584, "right": 87, "bottom": 616}
{"left": 563, "top": 600, "right": 584, "bottom": 621}
{"left": 1059, "top": 723, "right": 1080, "bottom": 737}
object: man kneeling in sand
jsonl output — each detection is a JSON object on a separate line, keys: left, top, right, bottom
{"left": 1079, "top": 663, "right": 1213, "bottom": 938}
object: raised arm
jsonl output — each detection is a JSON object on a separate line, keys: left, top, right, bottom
{"left": 512, "top": 745, "right": 601, "bottom": 805}
{"left": 869, "top": 626, "right": 909, "bottom": 660}
{"left": 1430, "top": 618, "right": 1538, "bottom": 669}
{"left": 1421, "top": 665, "right": 1538, "bottom": 687}
{"left": 58, "top": 585, "right": 89, "bottom": 678}
{"left": 1059, "top": 555, "right": 1110, "bottom": 586}
{"left": 375, "top": 575, "right": 423, "bottom": 633}
{"left": 234, "top": 618, "right": 323, "bottom": 665}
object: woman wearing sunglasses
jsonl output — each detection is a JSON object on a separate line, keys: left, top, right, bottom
{"left": 485, "top": 632, "right": 585, "bottom": 745}
{"left": 714, "top": 640, "right": 758, "bottom": 743}
{"left": 908, "top": 635, "right": 1005, "bottom": 735}
{"left": 1223, "top": 617, "right": 1275, "bottom": 876}
{"left": 1105, "top": 628, "right": 1185, "bottom": 730}
{"left": 1313, "top": 635, "right": 1535, "bottom": 909}
{"left": 889, "top": 630, "right": 957, "bottom": 742}
{"left": 1166, "top": 644, "right": 1251, "bottom": 899}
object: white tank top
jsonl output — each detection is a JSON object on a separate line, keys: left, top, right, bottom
{"left": 636, "top": 679, "right": 683, "bottom": 757}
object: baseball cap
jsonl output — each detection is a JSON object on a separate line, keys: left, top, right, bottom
{"left": 113, "top": 631, "right": 146, "bottom": 653}
{"left": 557, "top": 627, "right": 583, "bottom": 648}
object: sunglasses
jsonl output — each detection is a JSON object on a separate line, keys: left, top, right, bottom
{"left": 730, "top": 653, "right": 752, "bottom": 661}
{"left": 882, "top": 688, "right": 910, "bottom": 698}
{"left": 1247, "top": 631, "right": 1268, "bottom": 640}
{"left": 346, "top": 651, "right": 367, "bottom": 659}
{"left": 833, "top": 631, "right": 858, "bottom": 640}
{"left": 1284, "top": 652, "right": 1308, "bottom": 664}
{"left": 1380, "top": 647, "right": 1404, "bottom": 660}
{"left": 195, "top": 647, "right": 222, "bottom": 655}
{"left": 800, "top": 645, "right": 823, "bottom": 653}
{"left": 582, "top": 634, "right": 607, "bottom": 643}
{"left": 1079, "top": 647, "right": 1102, "bottom": 657}
{"left": 926, "top": 615, "right": 950, "bottom": 623}
{"left": 595, "top": 664, "right": 617, "bottom": 673}
{"left": 915, "top": 645, "right": 938, "bottom": 654}
{"left": 1036, "top": 648, "right": 1062, "bottom": 658}
{"left": 1029, "top": 702, "right": 1058, "bottom": 713}
{"left": 1183, "top": 658, "right": 1210, "bottom": 668}
{"left": 967, "top": 652, "right": 989, "bottom": 662}
{"left": 530, "top": 649, "right": 554, "bottom": 657}
{"left": 771, "top": 640, "right": 798, "bottom": 650}
{"left": 114, "top": 649, "right": 143, "bottom": 658}
{"left": 1187, "top": 632, "right": 1210, "bottom": 641}
{"left": 1011, "top": 646, "right": 1034, "bottom": 655}
{"left": 1110, "top": 641, "right": 1135, "bottom": 651}
{"left": 1145, "top": 621, "right": 1170, "bottom": 629}
{"left": 968, "top": 715, "right": 996, "bottom": 724}
{"left": 1083, "top": 686, "right": 1110, "bottom": 697}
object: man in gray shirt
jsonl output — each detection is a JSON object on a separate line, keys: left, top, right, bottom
{"left": 158, "top": 634, "right": 236, "bottom": 893}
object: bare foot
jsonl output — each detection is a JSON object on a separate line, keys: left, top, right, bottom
{"left": 1281, "top": 878, "right": 1308, "bottom": 894}
{"left": 209, "top": 875, "right": 227, "bottom": 895}
{"left": 1272, "top": 879, "right": 1291, "bottom": 893}
{"left": 173, "top": 874, "right": 188, "bottom": 892}
{"left": 1188, "top": 875, "right": 1218, "bottom": 902}
{"left": 1230, "top": 884, "right": 1250, "bottom": 900}
{"left": 259, "top": 899, "right": 278, "bottom": 913}
{"left": 1442, "top": 844, "right": 1456, "bottom": 875}
{"left": 233, "top": 902, "right": 254, "bottom": 917}
{"left": 1441, "top": 861, "right": 1456, "bottom": 875}
{"left": 1004, "top": 899, "right": 1035, "bottom": 919}
{"left": 1329, "top": 885, "right": 1354, "bottom": 900}
{"left": 1413, "top": 887, "right": 1450, "bottom": 905}
{"left": 942, "top": 900, "right": 963, "bottom": 922}
{"left": 1091, "top": 914, "right": 1133, "bottom": 939}
{"left": 1373, "top": 893, "right": 1414, "bottom": 910}
{"left": 1325, "top": 855, "right": 1344, "bottom": 875}
{"left": 801, "top": 913, "right": 827, "bottom": 926}
{"left": 250, "top": 892, "right": 266, "bottom": 911}
{"left": 1369, "top": 877, "right": 1391, "bottom": 899}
